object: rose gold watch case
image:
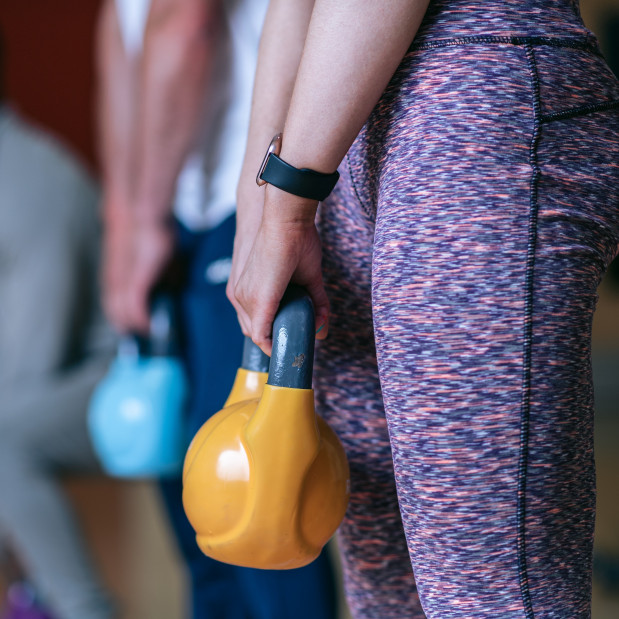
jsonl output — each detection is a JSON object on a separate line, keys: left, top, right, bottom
{"left": 256, "top": 133, "right": 283, "bottom": 186}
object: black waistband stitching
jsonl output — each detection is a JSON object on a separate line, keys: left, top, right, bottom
{"left": 541, "top": 99, "right": 619, "bottom": 123}
{"left": 410, "top": 35, "right": 601, "bottom": 55}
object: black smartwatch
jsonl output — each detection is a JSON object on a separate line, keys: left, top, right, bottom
{"left": 256, "top": 134, "right": 340, "bottom": 202}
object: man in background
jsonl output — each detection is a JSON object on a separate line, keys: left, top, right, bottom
{"left": 97, "top": 1, "right": 339, "bottom": 617}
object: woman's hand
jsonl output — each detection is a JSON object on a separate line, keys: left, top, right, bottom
{"left": 229, "top": 186, "right": 329, "bottom": 356}
{"left": 227, "top": 176, "right": 266, "bottom": 336}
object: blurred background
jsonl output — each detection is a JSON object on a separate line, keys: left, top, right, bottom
{"left": 0, "top": 1, "right": 617, "bottom": 618}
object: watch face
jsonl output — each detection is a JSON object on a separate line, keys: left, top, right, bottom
{"left": 256, "top": 133, "right": 283, "bottom": 186}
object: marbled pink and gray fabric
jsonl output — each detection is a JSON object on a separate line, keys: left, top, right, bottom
{"left": 314, "top": 1, "right": 619, "bottom": 617}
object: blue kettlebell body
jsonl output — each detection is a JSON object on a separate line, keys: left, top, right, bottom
{"left": 88, "top": 294, "right": 188, "bottom": 478}
{"left": 88, "top": 355, "right": 188, "bottom": 477}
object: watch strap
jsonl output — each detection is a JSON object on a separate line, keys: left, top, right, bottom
{"left": 260, "top": 154, "right": 340, "bottom": 202}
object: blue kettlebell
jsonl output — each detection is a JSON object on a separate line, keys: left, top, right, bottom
{"left": 88, "top": 294, "right": 188, "bottom": 478}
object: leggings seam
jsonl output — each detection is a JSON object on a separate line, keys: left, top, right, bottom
{"left": 540, "top": 98, "right": 619, "bottom": 123}
{"left": 410, "top": 35, "right": 601, "bottom": 55}
{"left": 517, "top": 43, "right": 542, "bottom": 619}
{"left": 345, "top": 151, "right": 375, "bottom": 222}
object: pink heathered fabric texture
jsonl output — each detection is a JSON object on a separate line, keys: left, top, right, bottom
{"left": 313, "top": 2, "right": 619, "bottom": 617}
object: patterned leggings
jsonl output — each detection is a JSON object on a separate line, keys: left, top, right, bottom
{"left": 314, "top": 3, "right": 619, "bottom": 617}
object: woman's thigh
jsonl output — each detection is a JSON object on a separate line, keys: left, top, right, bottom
{"left": 371, "top": 41, "right": 619, "bottom": 618}
{"left": 315, "top": 179, "right": 423, "bottom": 617}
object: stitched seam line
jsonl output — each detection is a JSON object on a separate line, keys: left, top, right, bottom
{"left": 410, "top": 35, "right": 601, "bottom": 55}
{"left": 541, "top": 99, "right": 619, "bottom": 123}
{"left": 517, "top": 43, "right": 542, "bottom": 619}
{"left": 345, "top": 151, "right": 375, "bottom": 221}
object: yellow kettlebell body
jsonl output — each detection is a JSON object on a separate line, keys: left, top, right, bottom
{"left": 224, "top": 367, "right": 268, "bottom": 408}
{"left": 183, "top": 384, "right": 349, "bottom": 569}
{"left": 182, "top": 366, "right": 267, "bottom": 483}
{"left": 182, "top": 287, "right": 350, "bottom": 570}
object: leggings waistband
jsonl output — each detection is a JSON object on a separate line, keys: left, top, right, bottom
{"left": 412, "top": 0, "right": 596, "bottom": 49}
{"left": 409, "top": 34, "right": 601, "bottom": 55}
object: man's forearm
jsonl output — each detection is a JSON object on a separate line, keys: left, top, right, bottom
{"left": 134, "top": 0, "right": 220, "bottom": 222}
{"left": 97, "top": 0, "right": 139, "bottom": 219}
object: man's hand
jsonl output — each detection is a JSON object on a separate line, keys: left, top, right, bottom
{"left": 97, "top": 0, "right": 216, "bottom": 337}
{"left": 102, "top": 206, "right": 174, "bottom": 334}
{"left": 102, "top": 203, "right": 134, "bottom": 332}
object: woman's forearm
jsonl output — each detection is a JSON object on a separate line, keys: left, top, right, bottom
{"left": 277, "top": 0, "right": 429, "bottom": 177}
{"left": 237, "top": 0, "right": 315, "bottom": 210}
{"left": 231, "top": 0, "right": 430, "bottom": 352}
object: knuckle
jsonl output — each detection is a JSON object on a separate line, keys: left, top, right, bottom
{"left": 225, "top": 283, "right": 235, "bottom": 305}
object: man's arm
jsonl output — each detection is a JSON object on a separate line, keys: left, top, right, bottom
{"left": 133, "top": 0, "right": 220, "bottom": 223}
{"left": 97, "top": 0, "right": 221, "bottom": 332}
{"left": 96, "top": 0, "right": 138, "bottom": 220}
{"left": 96, "top": 0, "right": 141, "bottom": 330}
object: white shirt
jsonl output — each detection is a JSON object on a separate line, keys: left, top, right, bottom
{"left": 115, "top": 0, "right": 267, "bottom": 231}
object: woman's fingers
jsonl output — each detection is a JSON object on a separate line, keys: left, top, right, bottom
{"left": 228, "top": 190, "right": 266, "bottom": 338}
{"left": 234, "top": 257, "right": 284, "bottom": 357}
{"left": 249, "top": 309, "right": 277, "bottom": 357}
{"left": 228, "top": 281, "right": 253, "bottom": 337}
{"left": 305, "top": 275, "right": 330, "bottom": 341}
{"left": 228, "top": 238, "right": 257, "bottom": 337}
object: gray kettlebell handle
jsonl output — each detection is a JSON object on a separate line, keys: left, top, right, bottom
{"left": 149, "top": 294, "right": 182, "bottom": 357}
{"left": 117, "top": 294, "right": 179, "bottom": 358}
{"left": 241, "top": 336, "right": 270, "bottom": 373}
{"left": 267, "top": 285, "right": 315, "bottom": 390}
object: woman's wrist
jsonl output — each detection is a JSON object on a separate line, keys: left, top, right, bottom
{"left": 261, "top": 184, "right": 319, "bottom": 227}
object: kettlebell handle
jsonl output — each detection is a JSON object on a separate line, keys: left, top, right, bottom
{"left": 267, "top": 285, "right": 315, "bottom": 390}
{"left": 116, "top": 294, "right": 181, "bottom": 359}
{"left": 149, "top": 294, "right": 181, "bottom": 357}
{"left": 242, "top": 336, "right": 270, "bottom": 373}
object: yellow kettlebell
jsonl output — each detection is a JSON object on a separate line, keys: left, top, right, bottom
{"left": 182, "top": 286, "right": 350, "bottom": 570}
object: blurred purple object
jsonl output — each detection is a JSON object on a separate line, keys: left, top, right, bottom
{"left": 0, "top": 583, "right": 54, "bottom": 619}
